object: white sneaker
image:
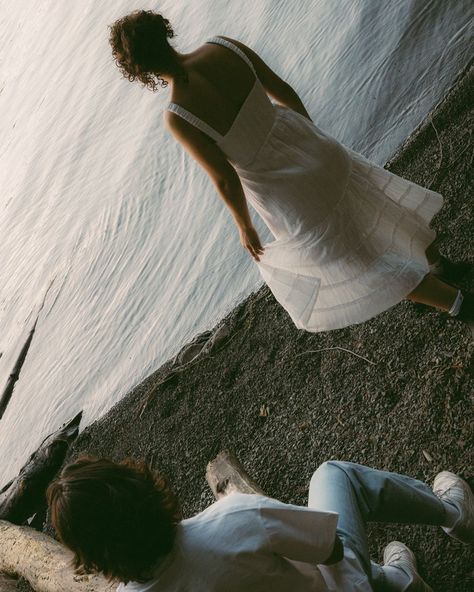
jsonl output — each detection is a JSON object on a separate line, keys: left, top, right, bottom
{"left": 383, "top": 541, "right": 433, "bottom": 591}
{"left": 433, "top": 470, "right": 474, "bottom": 544}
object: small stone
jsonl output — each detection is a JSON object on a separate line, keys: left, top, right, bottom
{"left": 422, "top": 449, "right": 434, "bottom": 462}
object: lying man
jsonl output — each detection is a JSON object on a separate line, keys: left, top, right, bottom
{"left": 47, "top": 457, "right": 473, "bottom": 591}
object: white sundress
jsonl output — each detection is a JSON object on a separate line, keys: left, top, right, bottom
{"left": 168, "top": 36, "right": 443, "bottom": 332}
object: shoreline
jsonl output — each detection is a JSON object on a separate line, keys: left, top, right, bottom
{"left": 20, "top": 64, "right": 474, "bottom": 591}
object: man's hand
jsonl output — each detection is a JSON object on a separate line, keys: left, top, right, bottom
{"left": 322, "top": 534, "right": 344, "bottom": 565}
{"left": 239, "top": 225, "right": 264, "bottom": 261}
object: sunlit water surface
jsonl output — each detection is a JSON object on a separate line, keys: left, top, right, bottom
{"left": 0, "top": 0, "right": 472, "bottom": 484}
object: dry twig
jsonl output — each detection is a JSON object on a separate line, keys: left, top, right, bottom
{"left": 295, "top": 347, "right": 376, "bottom": 365}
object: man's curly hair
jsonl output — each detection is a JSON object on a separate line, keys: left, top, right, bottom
{"left": 109, "top": 10, "right": 179, "bottom": 91}
{"left": 47, "top": 456, "right": 180, "bottom": 583}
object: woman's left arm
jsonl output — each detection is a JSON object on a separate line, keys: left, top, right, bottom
{"left": 164, "top": 111, "right": 264, "bottom": 261}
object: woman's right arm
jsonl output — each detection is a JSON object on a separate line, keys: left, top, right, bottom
{"left": 164, "top": 111, "right": 264, "bottom": 261}
{"left": 220, "top": 37, "right": 313, "bottom": 121}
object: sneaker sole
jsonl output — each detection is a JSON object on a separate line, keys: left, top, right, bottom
{"left": 434, "top": 471, "right": 474, "bottom": 544}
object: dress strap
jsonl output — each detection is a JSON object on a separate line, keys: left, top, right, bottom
{"left": 166, "top": 103, "right": 223, "bottom": 142}
{"left": 207, "top": 36, "right": 257, "bottom": 75}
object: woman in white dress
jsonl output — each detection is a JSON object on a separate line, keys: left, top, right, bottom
{"left": 109, "top": 10, "right": 472, "bottom": 333}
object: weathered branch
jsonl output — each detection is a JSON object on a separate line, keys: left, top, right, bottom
{"left": 0, "top": 279, "right": 55, "bottom": 420}
{"left": 206, "top": 450, "right": 264, "bottom": 499}
{"left": 0, "top": 521, "right": 114, "bottom": 592}
{"left": 0, "top": 318, "right": 38, "bottom": 420}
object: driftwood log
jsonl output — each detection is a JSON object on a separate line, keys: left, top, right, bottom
{"left": 0, "top": 412, "right": 82, "bottom": 524}
{"left": 0, "top": 521, "right": 114, "bottom": 592}
{"left": 206, "top": 450, "right": 264, "bottom": 499}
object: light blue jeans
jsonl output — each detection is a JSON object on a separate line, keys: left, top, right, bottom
{"left": 308, "top": 461, "right": 446, "bottom": 589}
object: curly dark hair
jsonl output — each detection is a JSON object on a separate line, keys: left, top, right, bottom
{"left": 47, "top": 456, "right": 180, "bottom": 584}
{"left": 109, "top": 10, "right": 180, "bottom": 91}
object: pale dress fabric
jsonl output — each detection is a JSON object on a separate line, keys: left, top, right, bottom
{"left": 168, "top": 37, "right": 444, "bottom": 332}
{"left": 117, "top": 493, "right": 370, "bottom": 592}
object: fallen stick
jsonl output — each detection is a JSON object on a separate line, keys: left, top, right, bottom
{"left": 0, "top": 279, "right": 55, "bottom": 420}
{"left": 295, "top": 347, "right": 376, "bottom": 365}
{"left": 0, "top": 521, "right": 114, "bottom": 592}
{"left": 206, "top": 450, "right": 264, "bottom": 499}
{"left": 0, "top": 479, "right": 14, "bottom": 496}
{"left": 0, "top": 317, "right": 39, "bottom": 420}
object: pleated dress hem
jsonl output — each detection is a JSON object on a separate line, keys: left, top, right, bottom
{"left": 258, "top": 150, "right": 444, "bottom": 332}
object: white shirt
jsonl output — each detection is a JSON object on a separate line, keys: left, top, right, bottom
{"left": 118, "top": 493, "right": 371, "bottom": 592}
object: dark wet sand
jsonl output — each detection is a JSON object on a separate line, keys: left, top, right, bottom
{"left": 19, "top": 63, "right": 474, "bottom": 591}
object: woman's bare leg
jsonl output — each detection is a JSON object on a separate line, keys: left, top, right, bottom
{"left": 407, "top": 273, "right": 458, "bottom": 311}
{"left": 425, "top": 242, "right": 471, "bottom": 284}
{"left": 425, "top": 241, "right": 441, "bottom": 265}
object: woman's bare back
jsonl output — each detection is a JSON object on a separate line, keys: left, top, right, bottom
{"left": 170, "top": 39, "right": 256, "bottom": 136}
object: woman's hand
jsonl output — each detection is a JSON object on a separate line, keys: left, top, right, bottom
{"left": 239, "top": 225, "right": 264, "bottom": 261}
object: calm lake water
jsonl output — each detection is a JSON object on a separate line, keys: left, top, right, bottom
{"left": 0, "top": 0, "right": 472, "bottom": 485}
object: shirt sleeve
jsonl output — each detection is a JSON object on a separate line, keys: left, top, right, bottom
{"left": 257, "top": 495, "right": 339, "bottom": 564}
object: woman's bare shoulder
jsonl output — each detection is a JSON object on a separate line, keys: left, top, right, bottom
{"left": 213, "top": 36, "right": 256, "bottom": 58}
{"left": 212, "top": 36, "right": 286, "bottom": 94}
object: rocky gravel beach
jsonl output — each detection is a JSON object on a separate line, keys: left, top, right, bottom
{"left": 16, "top": 63, "right": 474, "bottom": 591}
